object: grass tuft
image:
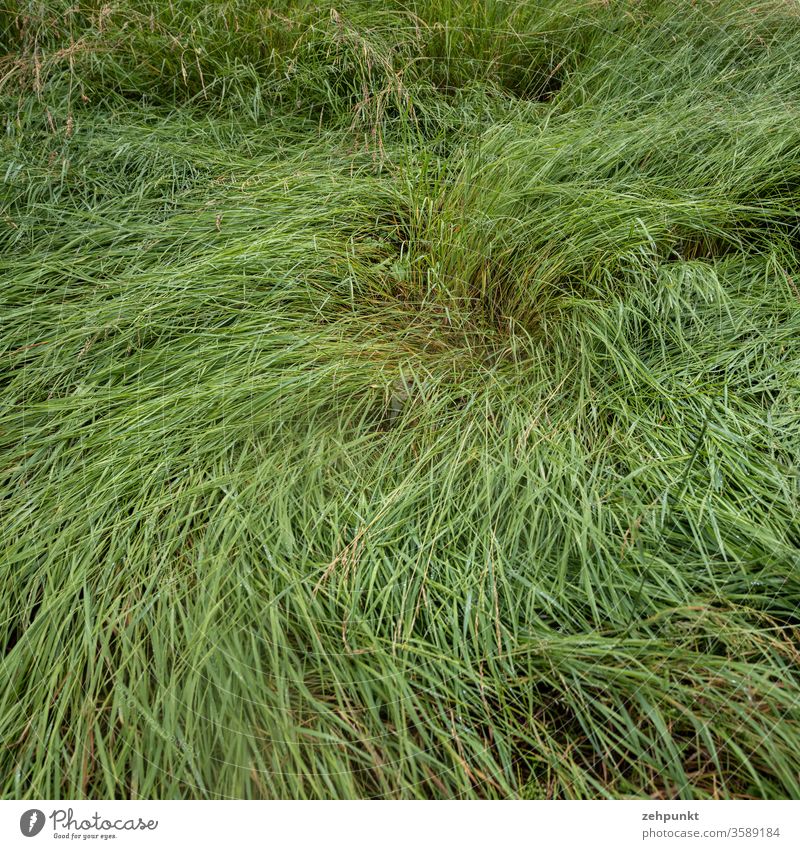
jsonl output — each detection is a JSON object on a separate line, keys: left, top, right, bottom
{"left": 1, "top": 0, "right": 799, "bottom": 799}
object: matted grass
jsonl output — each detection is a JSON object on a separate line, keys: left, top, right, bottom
{"left": 1, "top": 0, "right": 799, "bottom": 799}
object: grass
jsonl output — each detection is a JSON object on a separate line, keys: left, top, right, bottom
{"left": 1, "top": 0, "right": 799, "bottom": 799}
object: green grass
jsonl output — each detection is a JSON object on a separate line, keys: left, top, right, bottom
{"left": 1, "top": 0, "right": 799, "bottom": 799}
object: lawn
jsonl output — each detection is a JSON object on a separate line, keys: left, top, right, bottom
{"left": 1, "top": 0, "right": 799, "bottom": 799}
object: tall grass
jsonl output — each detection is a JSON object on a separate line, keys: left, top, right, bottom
{"left": 1, "top": 0, "right": 799, "bottom": 799}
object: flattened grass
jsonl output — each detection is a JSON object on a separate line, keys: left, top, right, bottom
{"left": 1, "top": 0, "right": 799, "bottom": 798}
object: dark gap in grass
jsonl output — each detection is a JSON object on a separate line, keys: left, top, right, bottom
{"left": 2, "top": 584, "right": 44, "bottom": 659}
{"left": 672, "top": 235, "right": 738, "bottom": 262}
{"left": 501, "top": 67, "right": 564, "bottom": 103}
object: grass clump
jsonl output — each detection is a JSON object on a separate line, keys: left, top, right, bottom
{"left": 1, "top": 0, "right": 799, "bottom": 799}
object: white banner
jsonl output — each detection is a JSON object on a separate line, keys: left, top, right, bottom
{"left": 0, "top": 800, "right": 797, "bottom": 848}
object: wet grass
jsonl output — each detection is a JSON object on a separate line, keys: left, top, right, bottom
{"left": 1, "top": 0, "right": 799, "bottom": 799}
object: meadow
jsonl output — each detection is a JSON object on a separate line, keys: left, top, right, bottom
{"left": 1, "top": 0, "right": 799, "bottom": 799}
